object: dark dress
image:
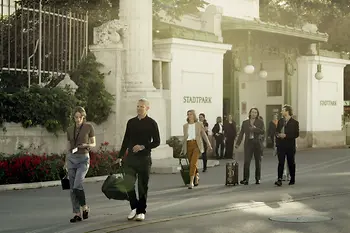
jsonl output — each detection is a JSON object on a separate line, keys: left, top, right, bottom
{"left": 212, "top": 123, "right": 224, "bottom": 159}
{"left": 224, "top": 120, "right": 237, "bottom": 159}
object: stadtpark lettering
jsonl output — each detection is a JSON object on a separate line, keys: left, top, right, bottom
{"left": 320, "top": 100, "right": 337, "bottom": 106}
{"left": 183, "top": 96, "right": 212, "bottom": 104}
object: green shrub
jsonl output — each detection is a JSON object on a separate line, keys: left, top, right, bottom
{"left": 0, "top": 85, "right": 77, "bottom": 134}
{"left": 0, "top": 142, "right": 119, "bottom": 185}
{"left": 70, "top": 53, "right": 114, "bottom": 124}
{"left": 166, "top": 136, "right": 183, "bottom": 158}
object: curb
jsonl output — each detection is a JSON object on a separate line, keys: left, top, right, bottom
{"left": 0, "top": 160, "right": 221, "bottom": 192}
{"left": 0, "top": 175, "right": 108, "bottom": 192}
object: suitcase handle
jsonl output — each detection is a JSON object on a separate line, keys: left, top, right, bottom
{"left": 179, "top": 157, "right": 189, "bottom": 170}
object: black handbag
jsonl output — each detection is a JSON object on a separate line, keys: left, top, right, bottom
{"left": 61, "top": 175, "right": 70, "bottom": 190}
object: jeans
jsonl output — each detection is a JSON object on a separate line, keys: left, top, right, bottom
{"left": 243, "top": 141, "right": 261, "bottom": 181}
{"left": 124, "top": 155, "right": 152, "bottom": 214}
{"left": 67, "top": 153, "right": 90, "bottom": 214}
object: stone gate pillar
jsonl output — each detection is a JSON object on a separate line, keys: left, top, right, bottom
{"left": 119, "top": 0, "right": 156, "bottom": 92}
{"left": 89, "top": 20, "right": 126, "bottom": 149}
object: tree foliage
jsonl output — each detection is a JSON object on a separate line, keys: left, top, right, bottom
{"left": 260, "top": 0, "right": 350, "bottom": 52}
{"left": 20, "top": 0, "right": 208, "bottom": 27}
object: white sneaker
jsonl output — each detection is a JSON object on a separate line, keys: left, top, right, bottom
{"left": 127, "top": 209, "right": 136, "bottom": 220}
{"left": 135, "top": 213, "right": 145, "bottom": 221}
{"left": 188, "top": 183, "right": 194, "bottom": 189}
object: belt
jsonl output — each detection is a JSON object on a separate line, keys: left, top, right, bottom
{"left": 187, "top": 139, "right": 196, "bottom": 142}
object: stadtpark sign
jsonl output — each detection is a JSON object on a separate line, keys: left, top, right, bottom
{"left": 320, "top": 100, "right": 337, "bottom": 106}
{"left": 183, "top": 96, "right": 212, "bottom": 104}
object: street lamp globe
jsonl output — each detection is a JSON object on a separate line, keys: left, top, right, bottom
{"left": 315, "top": 71, "right": 324, "bottom": 80}
{"left": 315, "top": 64, "right": 324, "bottom": 80}
{"left": 244, "top": 65, "right": 255, "bottom": 74}
{"left": 259, "top": 69, "right": 268, "bottom": 79}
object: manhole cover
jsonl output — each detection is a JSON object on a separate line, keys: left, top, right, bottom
{"left": 269, "top": 215, "right": 333, "bottom": 223}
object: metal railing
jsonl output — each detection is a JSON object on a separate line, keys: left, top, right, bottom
{"left": 0, "top": 0, "right": 88, "bottom": 86}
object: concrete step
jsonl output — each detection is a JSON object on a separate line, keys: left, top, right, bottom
{"left": 151, "top": 158, "right": 220, "bottom": 174}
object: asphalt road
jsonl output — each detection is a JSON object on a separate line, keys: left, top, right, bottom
{"left": 0, "top": 148, "right": 349, "bottom": 233}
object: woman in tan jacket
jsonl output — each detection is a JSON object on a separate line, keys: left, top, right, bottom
{"left": 182, "top": 110, "right": 212, "bottom": 189}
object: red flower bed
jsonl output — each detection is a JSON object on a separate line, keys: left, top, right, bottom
{"left": 0, "top": 142, "right": 123, "bottom": 185}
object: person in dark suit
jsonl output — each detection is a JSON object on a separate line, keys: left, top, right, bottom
{"left": 267, "top": 114, "right": 278, "bottom": 148}
{"left": 274, "top": 105, "right": 299, "bottom": 187}
{"left": 258, "top": 116, "right": 265, "bottom": 158}
{"left": 199, "top": 113, "right": 209, "bottom": 172}
{"left": 224, "top": 114, "right": 237, "bottom": 159}
{"left": 235, "top": 108, "right": 265, "bottom": 185}
{"left": 212, "top": 116, "right": 224, "bottom": 159}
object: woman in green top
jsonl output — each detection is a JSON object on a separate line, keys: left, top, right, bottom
{"left": 65, "top": 106, "right": 96, "bottom": 223}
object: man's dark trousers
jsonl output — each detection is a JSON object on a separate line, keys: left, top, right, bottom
{"left": 225, "top": 138, "right": 234, "bottom": 159}
{"left": 277, "top": 147, "right": 295, "bottom": 181}
{"left": 123, "top": 155, "right": 151, "bottom": 214}
{"left": 243, "top": 140, "right": 261, "bottom": 181}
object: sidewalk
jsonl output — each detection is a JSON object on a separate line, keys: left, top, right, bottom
{"left": 0, "top": 158, "right": 220, "bottom": 192}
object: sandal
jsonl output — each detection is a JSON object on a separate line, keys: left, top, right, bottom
{"left": 194, "top": 173, "right": 200, "bottom": 186}
{"left": 70, "top": 215, "right": 82, "bottom": 223}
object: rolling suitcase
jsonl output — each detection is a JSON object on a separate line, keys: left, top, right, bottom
{"left": 179, "top": 158, "right": 198, "bottom": 186}
{"left": 225, "top": 161, "right": 239, "bottom": 186}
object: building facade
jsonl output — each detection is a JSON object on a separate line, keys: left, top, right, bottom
{"left": 151, "top": 0, "right": 350, "bottom": 149}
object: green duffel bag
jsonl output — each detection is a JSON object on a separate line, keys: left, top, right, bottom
{"left": 101, "top": 168, "right": 134, "bottom": 201}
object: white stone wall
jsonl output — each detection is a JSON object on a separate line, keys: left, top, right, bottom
{"left": 153, "top": 38, "right": 231, "bottom": 136}
{"left": 297, "top": 56, "right": 350, "bottom": 132}
{"left": 238, "top": 54, "right": 286, "bottom": 124}
{"left": 203, "top": 0, "right": 259, "bottom": 20}
{"left": 0, "top": 123, "right": 107, "bottom": 155}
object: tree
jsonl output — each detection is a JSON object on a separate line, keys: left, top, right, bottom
{"left": 259, "top": 0, "right": 350, "bottom": 52}
{"left": 20, "top": 0, "right": 208, "bottom": 27}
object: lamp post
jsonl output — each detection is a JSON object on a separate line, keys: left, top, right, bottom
{"left": 244, "top": 31, "right": 255, "bottom": 74}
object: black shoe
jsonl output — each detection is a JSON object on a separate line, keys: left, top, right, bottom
{"left": 240, "top": 180, "right": 248, "bottom": 185}
{"left": 274, "top": 179, "right": 282, "bottom": 187}
{"left": 70, "top": 215, "right": 82, "bottom": 223}
{"left": 202, "top": 168, "right": 207, "bottom": 172}
{"left": 83, "top": 207, "right": 90, "bottom": 220}
{"left": 255, "top": 180, "right": 260, "bottom": 184}
{"left": 289, "top": 180, "right": 295, "bottom": 185}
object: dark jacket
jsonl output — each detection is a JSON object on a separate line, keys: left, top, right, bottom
{"left": 212, "top": 123, "right": 224, "bottom": 139}
{"left": 236, "top": 118, "right": 265, "bottom": 148}
{"left": 275, "top": 117, "right": 299, "bottom": 149}
{"left": 223, "top": 120, "right": 237, "bottom": 141}
{"left": 268, "top": 121, "right": 277, "bottom": 139}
